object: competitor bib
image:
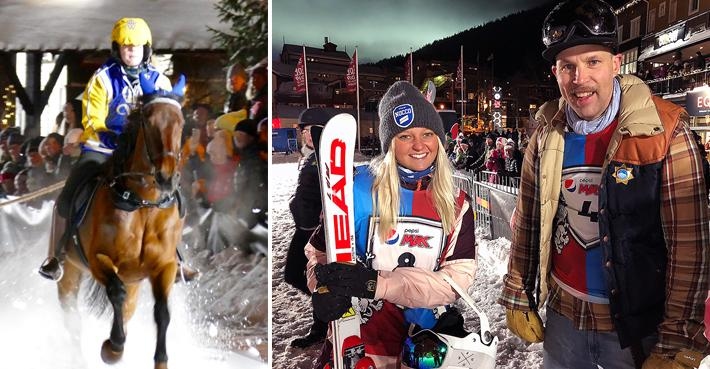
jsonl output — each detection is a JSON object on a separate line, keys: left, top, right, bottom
{"left": 367, "top": 216, "right": 445, "bottom": 272}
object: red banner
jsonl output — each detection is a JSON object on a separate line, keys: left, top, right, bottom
{"left": 404, "top": 53, "right": 412, "bottom": 83}
{"left": 294, "top": 51, "right": 306, "bottom": 93}
{"left": 450, "top": 122, "right": 459, "bottom": 138}
{"left": 346, "top": 50, "right": 357, "bottom": 92}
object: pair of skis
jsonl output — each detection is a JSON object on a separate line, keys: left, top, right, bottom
{"left": 317, "top": 113, "right": 375, "bottom": 369}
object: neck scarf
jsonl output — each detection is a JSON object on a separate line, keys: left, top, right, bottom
{"left": 566, "top": 77, "right": 621, "bottom": 135}
{"left": 124, "top": 65, "right": 145, "bottom": 81}
{"left": 398, "top": 164, "right": 434, "bottom": 184}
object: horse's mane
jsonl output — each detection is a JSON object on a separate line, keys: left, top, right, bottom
{"left": 107, "top": 108, "right": 143, "bottom": 176}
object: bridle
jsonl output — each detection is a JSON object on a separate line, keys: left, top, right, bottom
{"left": 108, "top": 97, "right": 183, "bottom": 209}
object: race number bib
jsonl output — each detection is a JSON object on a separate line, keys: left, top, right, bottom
{"left": 560, "top": 166, "right": 601, "bottom": 249}
{"left": 367, "top": 216, "right": 446, "bottom": 272}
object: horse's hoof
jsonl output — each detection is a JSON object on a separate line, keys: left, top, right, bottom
{"left": 155, "top": 361, "right": 168, "bottom": 369}
{"left": 100, "top": 339, "right": 123, "bottom": 364}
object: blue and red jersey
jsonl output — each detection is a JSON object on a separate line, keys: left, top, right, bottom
{"left": 551, "top": 120, "right": 618, "bottom": 304}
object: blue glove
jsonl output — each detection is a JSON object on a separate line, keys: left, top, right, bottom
{"left": 99, "top": 131, "right": 119, "bottom": 150}
{"left": 315, "top": 262, "right": 378, "bottom": 299}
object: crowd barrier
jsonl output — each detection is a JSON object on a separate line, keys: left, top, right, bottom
{"left": 455, "top": 170, "right": 519, "bottom": 240}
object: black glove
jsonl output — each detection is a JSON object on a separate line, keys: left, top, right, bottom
{"left": 314, "top": 262, "right": 378, "bottom": 299}
{"left": 312, "top": 286, "right": 353, "bottom": 322}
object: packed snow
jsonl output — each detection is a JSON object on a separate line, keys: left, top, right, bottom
{"left": 0, "top": 198, "right": 267, "bottom": 369}
{"left": 271, "top": 159, "right": 543, "bottom": 369}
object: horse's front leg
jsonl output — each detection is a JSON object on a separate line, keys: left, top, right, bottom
{"left": 57, "top": 261, "right": 83, "bottom": 337}
{"left": 101, "top": 272, "right": 126, "bottom": 364}
{"left": 151, "top": 262, "right": 177, "bottom": 369}
{"left": 57, "top": 261, "right": 87, "bottom": 367}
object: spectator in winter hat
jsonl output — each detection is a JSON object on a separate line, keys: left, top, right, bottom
{"left": 0, "top": 161, "right": 21, "bottom": 196}
{"left": 232, "top": 118, "right": 258, "bottom": 150}
{"left": 25, "top": 136, "right": 54, "bottom": 191}
{"left": 25, "top": 136, "right": 45, "bottom": 169}
{"left": 232, "top": 117, "right": 267, "bottom": 231}
{"left": 0, "top": 127, "right": 20, "bottom": 164}
{"left": 305, "top": 81, "right": 478, "bottom": 369}
{"left": 286, "top": 107, "right": 336, "bottom": 349}
{"left": 13, "top": 167, "right": 30, "bottom": 196}
{"left": 6, "top": 132, "right": 25, "bottom": 165}
{"left": 40, "top": 133, "right": 63, "bottom": 174}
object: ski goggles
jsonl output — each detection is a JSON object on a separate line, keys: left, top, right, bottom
{"left": 542, "top": 0, "right": 617, "bottom": 48}
{"left": 401, "top": 328, "right": 496, "bottom": 369}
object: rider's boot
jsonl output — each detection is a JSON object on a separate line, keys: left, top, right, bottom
{"left": 175, "top": 247, "right": 200, "bottom": 283}
{"left": 39, "top": 206, "right": 67, "bottom": 281}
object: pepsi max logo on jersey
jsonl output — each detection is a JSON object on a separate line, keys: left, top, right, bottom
{"left": 564, "top": 179, "right": 576, "bottom": 192}
{"left": 385, "top": 229, "right": 400, "bottom": 245}
{"left": 393, "top": 104, "right": 414, "bottom": 127}
{"left": 578, "top": 183, "right": 599, "bottom": 195}
{"left": 564, "top": 178, "right": 598, "bottom": 195}
{"left": 399, "top": 233, "right": 434, "bottom": 249}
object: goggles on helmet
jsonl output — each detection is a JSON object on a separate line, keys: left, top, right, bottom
{"left": 401, "top": 274, "right": 498, "bottom": 369}
{"left": 542, "top": 0, "right": 617, "bottom": 48}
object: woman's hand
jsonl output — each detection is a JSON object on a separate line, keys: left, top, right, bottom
{"left": 315, "top": 262, "right": 378, "bottom": 299}
{"left": 312, "top": 286, "right": 353, "bottom": 322}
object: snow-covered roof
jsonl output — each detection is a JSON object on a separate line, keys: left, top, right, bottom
{"left": 0, "top": 0, "right": 227, "bottom": 51}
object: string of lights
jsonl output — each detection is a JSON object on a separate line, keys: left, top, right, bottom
{"left": 1, "top": 84, "right": 16, "bottom": 129}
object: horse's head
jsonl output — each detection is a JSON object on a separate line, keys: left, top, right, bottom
{"left": 134, "top": 74, "right": 186, "bottom": 193}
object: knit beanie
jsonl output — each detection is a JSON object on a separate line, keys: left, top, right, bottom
{"left": 378, "top": 81, "right": 445, "bottom": 153}
{"left": 234, "top": 118, "right": 258, "bottom": 137}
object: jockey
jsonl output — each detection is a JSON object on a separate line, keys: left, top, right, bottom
{"left": 39, "top": 17, "right": 197, "bottom": 282}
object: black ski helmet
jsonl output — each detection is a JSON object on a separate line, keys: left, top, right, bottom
{"left": 298, "top": 107, "right": 334, "bottom": 130}
{"left": 541, "top": 0, "right": 618, "bottom": 63}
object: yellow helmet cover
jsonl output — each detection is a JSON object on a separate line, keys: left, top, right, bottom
{"left": 111, "top": 17, "right": 152, "bottom": 46}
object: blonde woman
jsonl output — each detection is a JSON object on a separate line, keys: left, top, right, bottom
{"left": 304, "top": 81, "right": 477, "bottom": 369}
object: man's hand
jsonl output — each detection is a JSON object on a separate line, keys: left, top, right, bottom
{"left": 505, "top": 308, "right": 544, "bottom": 343}
{"left": 642, "top": 350, "right": 704, "bottom": 369}
{"left": 314, "top": 262, "right": 378, "bottom": 299}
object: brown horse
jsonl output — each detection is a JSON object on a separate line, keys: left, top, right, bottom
{"left": 57, "top": 77, "right": 186, "bottom": 369}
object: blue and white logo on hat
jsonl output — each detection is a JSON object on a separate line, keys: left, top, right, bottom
{"left": 393, "top": 104, "right": 414, "bottom": 128}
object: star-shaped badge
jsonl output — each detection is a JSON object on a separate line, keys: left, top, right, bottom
{"left": 612, "top": 164, "right": 634, "bottom": 185}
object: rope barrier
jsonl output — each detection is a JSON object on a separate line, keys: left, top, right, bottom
{"left": 0, "top": 180, "right": 65, "bottom": 208}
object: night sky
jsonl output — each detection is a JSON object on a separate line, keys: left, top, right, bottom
{"left": 272, "top": 0, "right": 552, "bottom": 63}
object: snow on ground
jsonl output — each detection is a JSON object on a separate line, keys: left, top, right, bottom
{"left": 0, "top": 199, "right": 267, "bottom": 369}
{"left": 271, "top": 161, "right": 543, "bottom": 369}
